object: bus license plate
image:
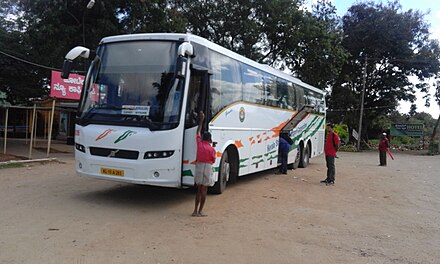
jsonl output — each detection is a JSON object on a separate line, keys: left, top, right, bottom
{"left": 100, "top": 168, "right": 124, "bottom": 177}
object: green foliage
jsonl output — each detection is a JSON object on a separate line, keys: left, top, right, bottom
{"left": 338, "top": 144, "right": 357, "bottom": 152}
{"left": 391, "top": 136, "right": 418, "bottom": 145}
{"left": 333, "top": 123, "right": 349, "bottom": 143}
{"left": 0, "top": 162, "right": 24, "bottom": 169}
{"left": 428, "top": 141, "right": 439, "bottom": 155}
{"left": 1, "top": 0, "right": 439, "bottom": 118}
{"left": 328, "top": 1, "right": 440, "bottom": 141}
{"left": 369, "top": 139, "right": 379, "bottom": 145}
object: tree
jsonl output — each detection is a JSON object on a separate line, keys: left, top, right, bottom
{"left": 116, "top": 0, "right": 186, "bottom": 34}
{"left": 0, "top": 0, "right": 124, "bottom": 103}
{"left": 431, "top": 80, "right": 440, "bottom": 146}
{"left": 289, "top": 0, "right": 348, "bottom": 89}
{"left": 0, "top": 0, "right": 45, "bottom": 104}
{"left": 328, "top": 1, "right": 440, "bottom": 144}
{"left": 176, "top": 0, "right": 347, "bottom": 90}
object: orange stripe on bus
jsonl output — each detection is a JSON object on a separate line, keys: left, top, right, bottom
{"left": 234, "top": 140, "right": 244, "bottom": 148}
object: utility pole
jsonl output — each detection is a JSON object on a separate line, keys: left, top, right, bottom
{"left": 357, "top": 55, "right": 367, "bottom": 151}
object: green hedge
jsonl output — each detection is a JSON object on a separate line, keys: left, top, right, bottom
{"left": 428, "top": 142, "right": 439, "bottom": 155}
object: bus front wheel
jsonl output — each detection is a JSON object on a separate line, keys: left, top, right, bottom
{"left": 210, "top": 151, "right": 230, "bottom": 194}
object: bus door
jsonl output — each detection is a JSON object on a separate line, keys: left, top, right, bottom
{"left": 181, "top": 68, "right": 211, "bottom": 186}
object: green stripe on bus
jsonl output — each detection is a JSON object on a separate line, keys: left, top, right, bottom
{"left": 182, "top": 170, "right": 194, "bottom": 177}
{"left": 251, "top": 159, "right": 264, "bottom": 165}
{"left": 267, "top": 155, "right": 278, "bottom": 161}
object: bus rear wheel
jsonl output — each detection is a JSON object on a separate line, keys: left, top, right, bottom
{"left": 288, "top": 148, "right": 301, "bottom": 170}
{"left": 299, "top": 144, "right": 310, "bottom": 168}
{"left": 210, "top": 151, "right": 230, "bottom": 194}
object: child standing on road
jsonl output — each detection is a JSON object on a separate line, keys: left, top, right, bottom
{"left": 192, "top": 111, "right": 216, "bottom": 217}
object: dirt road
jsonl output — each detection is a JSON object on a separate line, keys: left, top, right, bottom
{"left": 0, "top": 151, "right": 439, "bottom": 264}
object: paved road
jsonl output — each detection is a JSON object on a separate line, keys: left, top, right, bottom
{"left": 0, "top": 151, "right": 439, "bottom": 263}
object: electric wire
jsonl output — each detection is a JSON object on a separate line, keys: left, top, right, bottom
{"left": 0, "top": 50, "right": 61, "bottom": 71}
{"left": 0, "top": 49, "right": 61, "bottom": 71}
{"left": 327, "top": 104, "right": 397, "bottom": 112}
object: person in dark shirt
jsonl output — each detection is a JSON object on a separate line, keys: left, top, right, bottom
{"left": 277, "top": 133, "right": 291, "bottom": 174}
{"left": 378, "top": 133, "right": 390, "bottom": 166}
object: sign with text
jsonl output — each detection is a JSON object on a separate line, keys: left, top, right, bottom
{"left": 390, "top": 123, "right": 424, "bottom": 137}
{"left": 352, "top": 129, "right": 359, "bottom": 141}
{"left": 50, "top": 71, "right": 84, "bottom": 100}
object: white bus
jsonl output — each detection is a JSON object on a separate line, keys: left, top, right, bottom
{"left": 62, "top": 33, "right": 325, "bottom": 194}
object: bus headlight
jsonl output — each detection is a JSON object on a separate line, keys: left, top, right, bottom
{"left": 143, "top": 151, "right": 174, "bottom": 159}
{"left": 75, "top": 143, "right": 86, "bottom": 153}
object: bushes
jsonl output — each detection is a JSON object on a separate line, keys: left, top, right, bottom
{"left": 333, "top": 124, "right": 349, "bottom": 144}
{"left": 338, "top": 144, "right": 357, "bottom": 152}
{"left": 428, "top": 142, "right": 439, "bottom": 155}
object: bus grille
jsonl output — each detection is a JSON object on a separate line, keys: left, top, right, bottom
{"left": 89, "top": 147, "right": 139, "bottom": 160}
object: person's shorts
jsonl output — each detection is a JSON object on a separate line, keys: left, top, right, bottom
{"left": 195, "top": 162, "right": 213, "bottom": 186}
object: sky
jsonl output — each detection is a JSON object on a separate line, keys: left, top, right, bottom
{"left": 308, "top": 0, "right": 440, "bottom": 118}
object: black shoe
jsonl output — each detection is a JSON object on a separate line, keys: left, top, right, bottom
{"left": 325, "top": 181, "right": 334, "bottom": 186}
{"left": 320, "top": 179, "right": 329, "bottom": 183}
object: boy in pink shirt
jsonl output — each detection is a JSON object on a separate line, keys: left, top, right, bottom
{"left": 192, "top": 111, "right": 216, "bottom": 217}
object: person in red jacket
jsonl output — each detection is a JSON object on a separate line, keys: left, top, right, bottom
{"left": 378, "top": 133, "right": 390, "bottom": 166}
{"left": 321, "top": 124, "right": 340, "bottom": 185}
{"left": 192, "top": 111, "right": 216, "bottom": 217}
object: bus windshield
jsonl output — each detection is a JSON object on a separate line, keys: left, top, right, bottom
{"left": 78, "top": 41, "right": 184, "bottom": 130}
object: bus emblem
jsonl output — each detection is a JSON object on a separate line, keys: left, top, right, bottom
{"left": 239, "top": 107, "right": 245, "bottom": 122}
{"left": 108, "top": 149, "right": 120, "bottom": 157}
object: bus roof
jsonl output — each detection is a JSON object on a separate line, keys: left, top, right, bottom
{"left": 100, "top": 33, "right": 324, "bottom": 95}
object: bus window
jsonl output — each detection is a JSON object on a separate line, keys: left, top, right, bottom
{"left": 287, "top": 82, "right": 296, "bottom": 110}
{"left": 185, "top": 69, "right": 210, "bottom": 128}
{"left": 191, "top": 43, "right": 210, "bottom": 70}
{"left": 276, "top": 79, "right": 292, "bottom": 110}
{"left": 241, "top": 64, "right": 264, "bottom": 105}
{"left": 210, "top": 51, "right": 242, "bottom": 115}
{"left": 308, "top": 90, "right": 326, "bottom": 114}
{"left": 263, "top": 74, "right": 277, "bottom": 107}
{"left": 295, "top": 84, "right": 305, "bottom": 110}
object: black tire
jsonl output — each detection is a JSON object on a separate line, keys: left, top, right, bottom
{"left": 299, "top": 144, "right": 310, "bottom": 168}
{"left": 288, "top": 147, "right": 301, "bottom": 170}
{"left": 210, "top": 151, "right": 230, "bottom": 194}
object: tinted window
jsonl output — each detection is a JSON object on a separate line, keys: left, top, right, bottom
{"left": 287, "top": 82, "right": 297, "bottom": 110}
{"left": 264, "top": 74, "right": 277, "bottom": 107}
{"left": 210, "top": 51, "right": 242, "bottom": 114}
{"left": 241, "top": 64, "right": 264, "bottom": 105}
{"left": 276, "top": 79, "right": 295, "bottom": 110}
{"left": 305, "top": 89, "right": 325, "bottom": 114}
{"left": 295, "top": 84, "right": 305, "bottom": 110}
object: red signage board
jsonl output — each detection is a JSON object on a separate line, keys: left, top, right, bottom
{"left": 50, "top": 71, "right": 84, "bottom": 100}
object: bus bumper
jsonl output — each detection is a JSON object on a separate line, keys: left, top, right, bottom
{"left": 75, "top": 150, "right": 182, "bottom": 188}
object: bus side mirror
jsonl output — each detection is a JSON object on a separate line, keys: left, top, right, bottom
{"left": 176, "top": 56, "right": 188, "bottom": 79}
{"left": 61, "top": 60, "right": 72, "bottom": 79}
